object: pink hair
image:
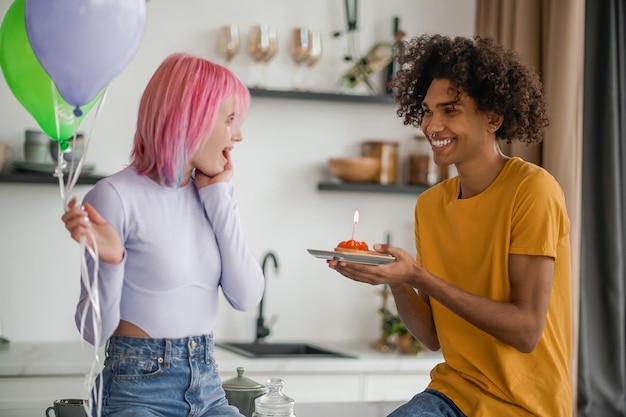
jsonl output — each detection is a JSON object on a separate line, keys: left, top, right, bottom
{"left": 131, "top": 53, "right": 250, "bottom": 185}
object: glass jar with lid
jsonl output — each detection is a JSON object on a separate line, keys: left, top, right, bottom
{"left": 252, "top": 378, "right": 296, "bottom": 417}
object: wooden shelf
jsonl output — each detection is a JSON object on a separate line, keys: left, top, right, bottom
{"left": 318, "top": 181, "right": 428, "bottom": 195}
{"left": 248, "top": 87, "right": 396, "bottom": 105}
{"left": 0, "top": 170, "right": 104, "bottom": 185}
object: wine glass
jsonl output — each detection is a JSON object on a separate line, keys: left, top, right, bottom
{"left": 304, "top": 32, "right": 322, "bottom": 89}
{"left": 217, "top": 24, "right": 240, "bottom": 63}
{"left": 248, "top": 24, "right": 277, "bottom": 87}
{"left": 290, "top": 27, "right": 311, "bottom": 89}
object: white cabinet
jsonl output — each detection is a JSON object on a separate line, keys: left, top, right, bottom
{"left": 0, "top": 371, "right": 430, "bottom": 413}
{"left": 228, "top": 372, "right": 364, "bottom": 403}
{"left": 214, "top": 342, "right": 441, "bottom": 404}
{"left": 0, "top": 376, "right": 86, "bottom": 413}
{"left": 363, "top": 373, "right": 431, "bottom": 401}
{"left": 220, "top": 369, "right": 433, "bottom": 403}
{"left": 218, "top": 342, "right": 441, "bottom": 404}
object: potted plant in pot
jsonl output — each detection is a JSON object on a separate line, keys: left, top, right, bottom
{"left": 390, "top": 318, "right": 424, "bottom": 355}
{"left": 378, "top": 306, "right": 424, "bottom": 355}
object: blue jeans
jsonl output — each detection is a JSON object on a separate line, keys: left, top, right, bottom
{"left": 387, "top": 389, "right": 467, "bottom": 417}
{"left": 92, "top": 334, "right": 242, "bottom": 417}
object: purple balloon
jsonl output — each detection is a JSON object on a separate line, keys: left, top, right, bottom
{"left": 25, "top": 0, "right": 146, "bottom": 111}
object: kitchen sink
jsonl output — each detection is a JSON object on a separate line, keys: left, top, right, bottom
{"left": 216, "top": 342, "right": 357, "bottom": 358}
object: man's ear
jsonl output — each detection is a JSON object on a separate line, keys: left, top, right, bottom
{"left": 487, "top": 113, "right": 504, "bottom": 132}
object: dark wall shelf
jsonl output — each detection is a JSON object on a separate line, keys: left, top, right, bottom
{"left": 249, "top": 87, "right": 396, "bottom": 105}
{"left": 2, "top": 90, "right": 393, "bottom": 187}
{"left": 318, "top": 182, "right": 428, "bottom": 195}
{"left": 0, "top": 170, "right": 104, "bottom": 185}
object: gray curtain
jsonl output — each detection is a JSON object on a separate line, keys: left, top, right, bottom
{"left": 578, "top": 0, "right": 626, "bottom": 415}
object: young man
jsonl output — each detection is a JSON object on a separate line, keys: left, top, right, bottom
{"left": 329, "top": 34, "right": 572, "bottom": 416}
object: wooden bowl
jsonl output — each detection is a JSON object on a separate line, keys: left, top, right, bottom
{"left": 328, "top": 157, "right": 380, "bottom": 183}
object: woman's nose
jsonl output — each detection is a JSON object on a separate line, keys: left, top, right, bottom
{"left": 232, "top": 126, "right": 243, "bottom": 142}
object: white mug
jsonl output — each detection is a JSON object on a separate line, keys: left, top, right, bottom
{"left": 24, "top": 129, "right": 50, "bottom": 164}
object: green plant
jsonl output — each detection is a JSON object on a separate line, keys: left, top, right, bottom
{"left": 378, "top": 307, "right": 424, "bottom": 354}
{"left": 378, "top": 307, "right": 401, "bottom": 338}
{"left": 391, "top": 320, "right": 410, "bottom": 335}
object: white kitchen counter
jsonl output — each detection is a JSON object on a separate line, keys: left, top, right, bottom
{"left": 0, "top": 340, "right": 443, "bottom": 413}
{"left": 0, "top": 401, "right": 408, "bottom": 417}
{"left": 0, "top": 339, "right": 443, "bottom": 377}
{"left": 215, "top": 340, "right": 443, "bottom": 376}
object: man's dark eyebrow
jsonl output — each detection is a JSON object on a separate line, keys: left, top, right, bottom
{"left": 421, "top": 100, "right": 461, "bottom": 109}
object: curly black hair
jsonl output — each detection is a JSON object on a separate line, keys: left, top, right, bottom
{"left": 394, "top": 34, "right": 548, "bottom": 144}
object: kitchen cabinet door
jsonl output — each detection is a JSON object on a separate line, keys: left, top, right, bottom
{"left": 221, "top": 371, "right": 363, "bottom": 403}
{"left": 0, "top": 376, "right": 86, "bottom": 412}
{"left": 363, "top": 373, "right": 431, "bottom": 401}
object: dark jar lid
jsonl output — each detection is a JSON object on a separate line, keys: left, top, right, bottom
{"left": 222, "top": 367, "right": 265, "bottom": 392}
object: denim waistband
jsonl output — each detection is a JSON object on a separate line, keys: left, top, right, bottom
{"left": 106, "top": 334, "right": 214, "bottom": 361}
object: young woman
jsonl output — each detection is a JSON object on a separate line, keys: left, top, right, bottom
{"left": 62, "top": 53, "right": 264, "bottom": 416}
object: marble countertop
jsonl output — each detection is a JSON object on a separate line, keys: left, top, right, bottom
{"left": 1, "top": 401, "right": 407, "bottom": 417}
{"left": 0, "top": 339, "right": 443, "bottom": 378}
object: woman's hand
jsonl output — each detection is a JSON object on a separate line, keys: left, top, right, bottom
{"left": 62, "top": 197, "right": 124, "bottom": 264}
{"left": 193, "top": 150, "right": 233, "bottom": 188}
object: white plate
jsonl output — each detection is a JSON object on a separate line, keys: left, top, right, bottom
{"left": 307, "top": 249, "right": 395, "bottom": 265}
{"left": 13, "top": 160, "right": 95, "bottom": 175}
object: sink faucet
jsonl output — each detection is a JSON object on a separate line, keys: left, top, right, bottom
{"left": 256, "top": 252, "right": 279, "bottom": 343}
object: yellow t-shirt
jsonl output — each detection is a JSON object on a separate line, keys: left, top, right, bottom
{"left": 415, "top": 157, "right": 572, "bottom": 416}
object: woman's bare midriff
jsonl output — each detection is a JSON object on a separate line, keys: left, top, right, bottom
{"left": 113, "top": 320, "right": 150, "bottom": 337}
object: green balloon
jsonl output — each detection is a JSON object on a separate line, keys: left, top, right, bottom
{"left": 0, "top": 0, "right": 100, "bottom": 140}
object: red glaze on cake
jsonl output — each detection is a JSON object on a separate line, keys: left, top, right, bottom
{"left": 334, "top": 240, "right": 377, "bottom": 255}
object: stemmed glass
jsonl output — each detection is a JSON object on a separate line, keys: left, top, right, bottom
{"left": 304, "top": 32, "right": 323, "bottom": 89}
{"left": 248, "top": 24, "right": 278, "bottom": 88}
{"left": 290, "top": 27, "right": 311, "bottom": 89}
{"left": 290, "top": 28, "right": 323, "bottom": 90}
{"left": 217, "top": 24, "right": 240, "bottom": 64}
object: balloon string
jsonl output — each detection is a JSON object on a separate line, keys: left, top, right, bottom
{"left": 55, "top": 87, "right": 109, "bottom": 417}
{"left": 78, "top": 230, "right": 102, "bottom": 417}
{"left": 55, "top": 87, "right": 109, "bottom": 209}
{"left": 66, "top": 87, "right": 108, "bottom": 197}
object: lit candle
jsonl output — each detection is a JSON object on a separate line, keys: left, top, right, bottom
{"left": 351, "top": 210, "right": 359, "bottom": 241}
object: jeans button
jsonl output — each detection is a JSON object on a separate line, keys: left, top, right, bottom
{"left": 191, "top": 341, "right": 199, "bottom": 349}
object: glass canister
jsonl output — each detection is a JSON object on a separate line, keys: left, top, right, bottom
{"left": 408, "top": 134, "right": 448, "bottom": 186}
{"left": 361, "top": 140, "right": 399, "bottom": 185}
{"left": 252, "top": 378, "right": 296, "bottom": 417}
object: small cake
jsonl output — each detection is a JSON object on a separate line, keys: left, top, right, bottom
{"left": 334, "top": 239, "right": 377, "bottom": 255}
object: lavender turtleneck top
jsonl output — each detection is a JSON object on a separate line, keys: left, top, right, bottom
{"left": 75, "top": 167, "right": 264, "bottom": 346}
